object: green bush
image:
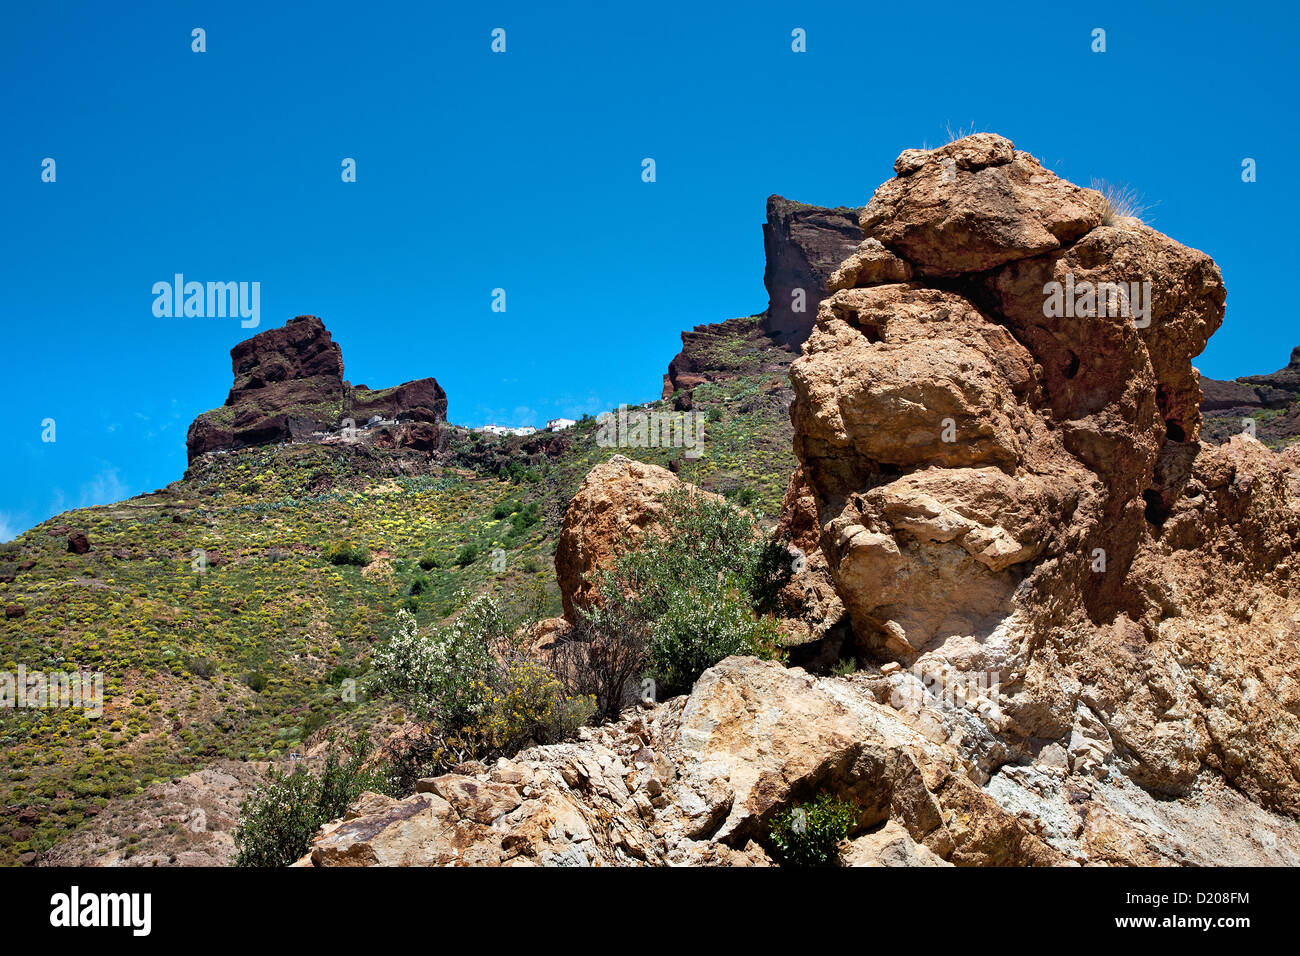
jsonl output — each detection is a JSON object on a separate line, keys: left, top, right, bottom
{"left": 408, "top": 574, "right": 431, "bottom": 596}
{"left": 417, "top": 555, "right": 440, "bottom": 571}
{"left": 233, "top": 736, "right": 386, "bottom": 868}
{"left": 325, "top": 543, "right": 371, "bottom": 567}
{"left": 768, "top": 793, "right": 858, "bottom": 868}
{"left": 582, "top": 488, "right": 790, "bottom": 697}
{"left": 373, "top": 597, "right": 595, "bottom": 785}
{"left": 509, "top": 503, "right": 540, "bottom": 536}
{"left": 454, "top": 544, "right": 478, "bottom": 567}
{"left": 725, "top": 485, "right": 757, "bottom": 508}
{"left": 373, "top": 601, "right": 504, "bottom": 725}
{"left": 646, "top": 582, "right": 780, "bottom": 696}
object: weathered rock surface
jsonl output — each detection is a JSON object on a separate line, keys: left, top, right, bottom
{"left": 555, "top": 456, "right": 718, "bottom": 621}
{"left": 186, "top": 316, "right": 448, "bottom": 461}
{"left": 860, "top": 133, "right": 1106, "bottom": 276}
{"left": 762, "top": 196, "right": 863, "bottom": 347}
{"left": 302, "top": 656, "right": 1300, "bottom": 866}
{"left": 660, "top": 316, "right": 793, "bottom": 399}
{"left": 788, "top": 133, "right": 1300, "bottom": 834}
{"left": 40, "top": 762, "right": 272, "bottom": 867}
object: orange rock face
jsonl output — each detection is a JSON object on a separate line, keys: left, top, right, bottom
{"left": 791, "top": 133, "right": 1300, "bottom": 816}
{"left": 554, "top": 456, "right": 719, "bottom": 621}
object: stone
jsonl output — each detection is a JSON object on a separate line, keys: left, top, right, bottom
{"left": 555, "top": 456, "right": 718, "bottom": 621}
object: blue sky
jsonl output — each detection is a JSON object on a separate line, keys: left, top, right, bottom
{"left": 2, "top": 1, "right": 1297, "bottom": 539}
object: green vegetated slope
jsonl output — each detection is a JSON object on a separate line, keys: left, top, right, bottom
{"left": 1202, "top": 405, "right": 1300, "bottom": 449}
{"left": 0, "top": 350, "right": 795, "bottom": 863}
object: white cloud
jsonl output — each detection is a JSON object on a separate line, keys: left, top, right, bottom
{"left": 78, "top": 466, "right": 130, "bottom": 508}
{"left": 0, "top": 513, "right": 17, "bottom": 543}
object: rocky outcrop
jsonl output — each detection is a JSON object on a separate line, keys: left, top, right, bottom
{"left": 762, "top": 196, "right": 863, "bottom": 347}
{"left": 555, "top": 456, "right": 717, "bottom": 621}
{"left": 302, "top": 135, "right": 1300, "bottom": 868}
{"left": 660, "top": 316, "right": 792, "bottom": 399}
{"left": 789, "top": 133, "right": 1300, "bottom": 824}
{"left": 186, "top": 316, "right": 448, "bottom": 461}
{"left": 659, "top": 196, "right": 860, "bottom": 397}
{"left": 40, "top": 762, "right": 272, "bottom": 867}
{"left": 302, "top": 656, "right": 1300, "bottom": 866}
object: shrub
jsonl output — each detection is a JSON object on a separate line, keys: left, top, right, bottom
{"left": 183, "top": 656, "right": 217, "bottom": 679}
{"left": 374, "top": 598, "right": 595, "bottom": 785}
{"left": 478, "top": 661, "right": 595, "bottom": 754}
{"left": 454, "top": 544, "right": 478, "bottom": 567}
{"left": 408, "top": 575, "right": 431, "bottom": 596}
{"left": 233, "top": 735, "right": 386, "bottom": 868}
{"left": 509, "top": 503, "right": 540, "bottom": 536}
{"left": 831, "top": 657, "right": 859, "bottom": 677}
{"left": 647, "top": 582, "right": 780, "bottom": 696}
{"left": 373, "top": 602, "right": 503, "bottom": 725}
{"left": 768, "top": 793, "right": 858, "bottom": 868}
{"left": 325, "top": 543, "right": 371, "bottom": 567}
{"left": 725, "top": 485, "right": 757, "bottom": 508}
{"left": 580, "top": 488, "right": 790, "bottom": 699}
{"left": 417, "top": 555, "right": 440, "bottom": 571}
{"left": 549, "top": 619, "right": 647, "bottom": 721}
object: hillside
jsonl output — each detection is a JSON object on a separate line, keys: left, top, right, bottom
{"left": 0, "top": 196, "right": 840, "bottom": 865}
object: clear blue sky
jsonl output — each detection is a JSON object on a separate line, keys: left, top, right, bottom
{"left": 2, "top": 1, "right": 1296, "bottom": 539}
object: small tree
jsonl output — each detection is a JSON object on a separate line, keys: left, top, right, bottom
{"left": 372, "top": 602, "right": 503, "bottom": 726}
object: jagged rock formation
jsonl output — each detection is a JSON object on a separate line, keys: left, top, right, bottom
{"left": 186, "top": 315, "right": 447, "bottom": 461}
{"left": 303, "top": 656, "right": 1300, "bottom": 866}
{"left": 762, "top": 196, "right": 863, "bottom": 347}
{"left": 660, "top": 316, "right": 792, "bottom": 400}
{"left": 659, "top": 196, "right": 860, "bottom": 398}
{"left": 789, "top": 133, "right": 1300, "bottom": 820}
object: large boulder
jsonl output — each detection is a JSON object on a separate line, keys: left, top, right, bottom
{"left": 555, "top": 456, "right": 717, "bottom": 621}
{"left": 860, "top": 133, "right": 1106, "bottom": 276}
{"left": 790, "top": 133, "right": 1300, "bottom": 818}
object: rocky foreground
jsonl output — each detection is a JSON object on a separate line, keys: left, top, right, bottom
{"left": 301, "top": 134, "right": 1300, "bottom": 866}
{"left": 302, "top": 656, "right": 1299, "bottom": 866}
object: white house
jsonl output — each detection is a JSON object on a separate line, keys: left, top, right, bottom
{"left": 546, "top": 418, "right": 577, "bottom": 431}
